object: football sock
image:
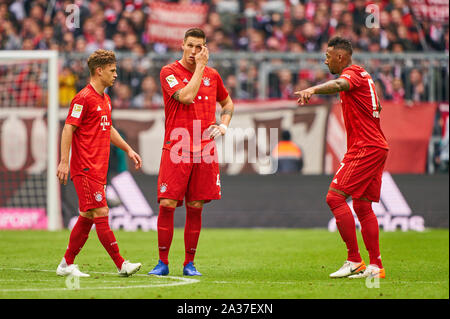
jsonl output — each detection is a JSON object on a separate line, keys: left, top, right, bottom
{"left": 64, "top": 215, "right": 93, "bottom": 265}
{"left": 94, "top": 216, "right": 125, "bottom": 269}
{"left": 184, "top": 205, "right": 203, "bottom": 267}
{"left": 353, "top": 199, "right": 383, "bottom": 269}
{"left": 157, "top": 205, "right": 175, "bottom": 265}
{"left": 326, "top": 191, "right": 362, "bottom": 263}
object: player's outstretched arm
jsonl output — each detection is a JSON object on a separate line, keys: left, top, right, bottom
{"left": 110, "top": 126, "right": 142, "bottom": 170}
{"left": 172, "top": 46, "right": 209, "bottom": 105}
{"left": 208, "top": 95, "right": 234, "bottom": 139}
{"left": 57, "top": 124, "right": 77, "bottom": 185}
{"left": 295, "top": 78, "right": 350, "bottom": 105}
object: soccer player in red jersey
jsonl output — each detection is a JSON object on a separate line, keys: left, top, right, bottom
{"left": 295, "top": 37, "right": 388, "bottom": 279}
{"left": 56, "top": 50, "right": 143, "bottom": 277}
{"left": 148, "top": 28, "right": 234, "bottom": 276}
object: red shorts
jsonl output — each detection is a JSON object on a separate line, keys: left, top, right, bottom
{"left": 72, "top": 175, "right": 107, "bottom": 212}
{"left": 330, "top": 146, "right": 388, "bottom": 202}
{"left": 157, "top": 149, "right": 221, "bottom": 207}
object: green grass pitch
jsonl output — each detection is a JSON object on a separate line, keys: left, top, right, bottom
{"left": 0, "top": 228, "right": 448, "bottom": 299}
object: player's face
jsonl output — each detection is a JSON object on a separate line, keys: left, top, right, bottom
{"left": 182, "top": 37, "right": 206, "bottom": 65}
{"left": 324, "top": 47, "right": 339, "bottom": 74}
{"left": 100, "top": 63, "right": 117, "bottom": 87}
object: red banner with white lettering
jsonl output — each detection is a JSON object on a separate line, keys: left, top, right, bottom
{"left": 409, "top": 0, "right": 449, "bottom": 23}
{"left": 147, "top": 2, "right": 209, "bottom": 48}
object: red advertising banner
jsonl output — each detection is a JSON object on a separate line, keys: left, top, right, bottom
{"left": 147, "top": 2, "right": 209, "bottom": 48}
{"left": 325, "top": 101, "right": 438, "bottom": 174}
{"left": 409, "top": 0, "right": 449, "bottom": 23}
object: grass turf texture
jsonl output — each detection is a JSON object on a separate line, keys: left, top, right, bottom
{"left": 0, "top": 228, "right": 448, "bottom": 299}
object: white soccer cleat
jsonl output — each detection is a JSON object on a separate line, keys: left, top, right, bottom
{"left": 56, "top": 263, "right": 90, "bottom": 277}
{"left": 118, "top": 260, "right": 142, "bottom": 277}
{"left": 348, "top": 264, "right": 385, "bottom": 279}
{"left": 329, "top": 260, "right": 366, "bottom": 278}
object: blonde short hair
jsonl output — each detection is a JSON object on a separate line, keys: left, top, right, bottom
{"left": 87, "top": 49, "right": 116, "bottom": 75}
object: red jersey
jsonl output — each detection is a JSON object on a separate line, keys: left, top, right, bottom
{"left": 338, "top": 65, "right": 389, "bottom": 150}
{"left": 160, "top": 61, "right": 228, "bottom": 153}
{"left": 65, "top": 84, "right": 112, "bottom": 184}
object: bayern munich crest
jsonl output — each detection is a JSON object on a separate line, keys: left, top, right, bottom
{"left": 160, "top": 183, "right": 168, "bottom": 193}
{"left": 94, "top": 192, "right": 103, "bottom": 202}
{"left": 203, "top": 77, "right": 210, "bottom": 86}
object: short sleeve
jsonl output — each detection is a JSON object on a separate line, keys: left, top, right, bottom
{"left": 215, "top": 70, "right": 229, "bottom": 102}
{"left": 65, "top": 95, "right": 86, "bottom": 127}
{"left": 339, "top": 69, "right": 362, "bottom": 91}
{"left": 160, "top": 66, "right": 186, "bottom": 98}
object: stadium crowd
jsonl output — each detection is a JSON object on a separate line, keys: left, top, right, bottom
{"left": 0, "top": 0, "right": 448, "bottom": 108}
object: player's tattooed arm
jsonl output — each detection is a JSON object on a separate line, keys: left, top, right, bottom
{"left": 172, "top": 89, "right": 182, "bottom": 102}
{"left": 219, "top": 95, "right": 234, "bottom": 126}
{"left": 295, "top": 78, "right": 349, "bottom": 105}
{"left": 312, "top": 78, "right": 350, "bottom": 95}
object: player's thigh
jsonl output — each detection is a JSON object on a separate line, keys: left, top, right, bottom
{"left": 72, "top": 175, "right": 107, "bottom": 213}
{"left": 157, "top": 149, "right": 193, "bottom": 205}
{"left": 186, "top": 160, "right": 221, "bottom": 203}
{"left": 330, "top": 147, "right": 387, "bottom": 199}
{"left": 357, "top": 149, "right": 388, "bottom": 202}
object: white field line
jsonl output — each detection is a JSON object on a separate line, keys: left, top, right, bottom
{"left": 0, "top": 267, "right": 199, "bottom": 292}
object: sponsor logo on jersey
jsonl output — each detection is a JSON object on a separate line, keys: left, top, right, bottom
{"left": 97, "top": 105, "right": 102, "bottom": 111}
{"left": 166, "top": 74, "right": 179, "bottom": 88}
{"left": 360, "top": 71, "right": 369, "bottom": 77}
{"left": 71, "top": 104, "right": 83, "bottom": 118}
{"left": 100, "top": 115, "right": 110, "bottom": 131}
{"left": 341, "top": 74, "right": 351, "bottom": 79}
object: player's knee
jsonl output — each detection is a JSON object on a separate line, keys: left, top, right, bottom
{"left": 326, "top": 190, "right": 347, "bottom": 210}
{"left": 92, "top": 206, "right": 109, "bottom": 218}
{"left": 160, "top": 198, "right": 178, "bottom": 208}
{"left": 186, "top": 200, "right": 204, "bottom": 209}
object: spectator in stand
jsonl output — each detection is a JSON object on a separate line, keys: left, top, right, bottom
{"left": 132, "top": 76, "right": 163, "bottom": 109}
{"left": 59, "top": 66, "right": 78, "bottom": 108}
{"left": 406, "top": 68, "right": 428, "bottom": 102}
{"left": 112, "top": 82, "right": 132, "bottom": 109}
{"left": 391, "top": 77, "right": 405, "bottom": 102}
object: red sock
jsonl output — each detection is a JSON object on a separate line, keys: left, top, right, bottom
{"left": 157, "top": 205, "right": 175, "bottom": 265}
{"left": 353, "top": 199, "right": 383, "bottom": 268}
{"left": 64, "top": 215, "right": 93, "bottom": 265}
{"left": 184, "top": 205, "right": 202, "bottom": 267}
{"left": 326, "top": 191, "right": 362, "bottom": 263}
{"left": 94, "top": 216, "right": 124, "bottom": 269}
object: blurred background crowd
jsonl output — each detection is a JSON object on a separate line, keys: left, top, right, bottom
{"left": 0, "top": 0, "right": 448, "bottom": 107}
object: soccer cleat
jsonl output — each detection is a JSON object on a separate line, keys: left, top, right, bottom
{"left": 183, "top": 262, "right": 202, "bottom": 276}
{"left": 56, "top": 263, "right": 90, "bottom": 277}
{"left": 348, "top": 264, "right": 385, "bottom": 279}
{"left": 329, "top": 260, "right": 366, "bottom": 278}
{"left": 148, "top": 260, "right": 169, "bottom": 276}
{"left": 118, "top": 260, "right": 142, "bottom": 277}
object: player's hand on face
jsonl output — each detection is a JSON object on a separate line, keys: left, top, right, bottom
{"left": 195, "top": 45, "right": 209, "bottom": 67}
{"left": 207, "top": 124, "right": 226, "bottom": 139}
{"left": 128, "top": 150, "right": 143, "bottom": 170}
{"left": 57, "top": 161, "right": 69, "bottom": 185}
{"left": 294, "top": 88, "right": 315, "bottom": 105}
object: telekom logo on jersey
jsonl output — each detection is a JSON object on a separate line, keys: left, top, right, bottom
{"left": 100, "top": 115, "right": 110, "bottom": 131}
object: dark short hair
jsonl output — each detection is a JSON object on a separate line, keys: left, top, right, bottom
{"left": 184, "top": 28, "right": 206, "bottom": 41}
{"left": 328, "top": 37, "right": 353, "bottom": 55}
